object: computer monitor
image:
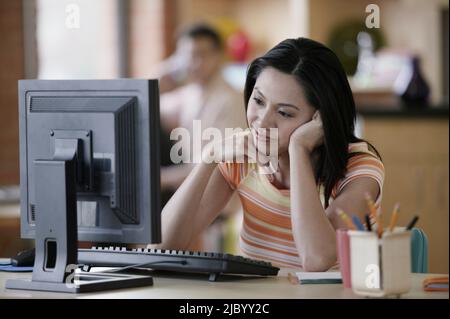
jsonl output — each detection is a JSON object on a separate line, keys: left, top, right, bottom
{"left": 7, "top": 79, "right": 161, "bottom": 292}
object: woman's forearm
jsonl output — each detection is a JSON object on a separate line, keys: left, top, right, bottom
{"left": 161, "top": 164, "right": 193, "bottom": 190}
{"left": 159, "top": 161, "right": 217, "bottom": 249}
{"left": 289, "top": 146, "right": 337, "bottom": 271}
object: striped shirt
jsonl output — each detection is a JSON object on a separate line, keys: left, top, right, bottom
{"left": 218, "top": 142, "right": 385, "bottom": 269}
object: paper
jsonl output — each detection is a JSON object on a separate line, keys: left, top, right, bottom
{"left": 0, "top": 258, "right": 12, "bottom": 266}
{"left": 0, "top": 258, "right": 33, "bottom": 271}
{"left": 288, "top": 272, "right": 342, "bottom": 284}
{"left": 0, "top": 265, "right": 33, "bottom": 272}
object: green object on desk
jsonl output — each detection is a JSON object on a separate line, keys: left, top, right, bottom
{"left": 411, "top": 228, "right": 429, "bottom": 273}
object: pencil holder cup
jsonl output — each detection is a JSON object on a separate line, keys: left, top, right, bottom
{"left": 336, "top": 229, "right": 351, "bottom": 288}
{"left": 348, "top": 229, "right": 411, "bottom": 297}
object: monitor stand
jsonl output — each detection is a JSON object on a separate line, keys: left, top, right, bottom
{"left": 6, "top": 137, "right": 153, "bottom": 293}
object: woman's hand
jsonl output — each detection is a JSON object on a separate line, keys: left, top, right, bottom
{"left": 289, "top": 111, "right": 324, "bottom": 153}
{"left": 201, "top": 130, "right": 256, "bottom": 163}
{"left": 201, "top": 130, "right": 276, "bottom": 172}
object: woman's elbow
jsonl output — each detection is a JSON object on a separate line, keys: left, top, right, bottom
{"left": 301, "top": 253, "right": 336, "bottom": 272}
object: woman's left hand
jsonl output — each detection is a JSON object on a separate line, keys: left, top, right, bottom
{"left": 289, "top": 111, "right": 324, "bottom": 153}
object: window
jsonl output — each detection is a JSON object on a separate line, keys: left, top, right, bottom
{"left": 36, "top": 0, "right": 121, "bottom": 79}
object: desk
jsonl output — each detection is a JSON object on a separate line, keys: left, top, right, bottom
{"left": 0, "top": 270, "right": 448, "bottom": 299}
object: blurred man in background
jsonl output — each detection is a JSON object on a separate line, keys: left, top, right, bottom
{"left": 156, "top": 24, "right": 247, "bottom": 251}
{"left": 157, "top": 24, "right": 247, "bottom": 196}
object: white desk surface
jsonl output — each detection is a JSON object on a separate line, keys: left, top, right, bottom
{"left": 0, "top": 269, "right": 448, "bottom": 299}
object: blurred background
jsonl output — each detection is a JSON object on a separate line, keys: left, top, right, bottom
{"left": 0, "top": 0, "right": 448, "bottom": 274}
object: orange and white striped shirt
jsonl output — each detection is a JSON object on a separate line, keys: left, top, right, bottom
{"left": 218, "top": 141, "right": 385, "bottom": 269}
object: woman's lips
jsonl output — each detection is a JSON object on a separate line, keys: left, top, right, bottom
{"left": 250, "top": 127, "right": 278, "bottom": 159}
{"left": 254, "top": 130, "right": 277, "bottom": 142}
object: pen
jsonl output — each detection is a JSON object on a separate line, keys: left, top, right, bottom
{"left": 376, "top": 215, "right": 383, "bottom": 238}
{"left": 364, "top": 192, "right": 377, "bottom": 219}
{"left": 351, "top": 215, "right": 365, "bottom": 231}
{"left": 365, "top": 193, "right": 383, "bottom": 237}
{"left": 364, "top": 214, "right": 372, "bottom": 231}
{"left": 337, "top": 209, "right": 356, "bottom": 230}
{"left": 388, "top": 203, "right": 400, "bottom": 232}
{"left": 406, "top": 215, "right": 419, "bottom": 230}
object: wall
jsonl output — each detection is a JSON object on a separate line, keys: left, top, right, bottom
{"left": 382, "top": 0, "right": 447, "bottom": 105}
{"left": 128, "top": 0, "right": 173, "bottom": 77}
{"left": 310, "top": 0, "right": 448, "bottom": 105}
{"left": 174, "top": 0, "right": 308, "bottom": 58}
{"left": 0, "top": 1, "right": 24, "bottom": 186}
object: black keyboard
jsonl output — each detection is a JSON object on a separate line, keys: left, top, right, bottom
{"left": 78, "top": 246, "right": 279, "bottom": 281}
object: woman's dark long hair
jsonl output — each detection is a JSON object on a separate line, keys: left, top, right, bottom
{"left": 244, "top": 38, "right": 381, "bottom": 208}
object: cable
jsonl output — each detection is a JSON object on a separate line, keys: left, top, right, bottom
{"left": 97, "top": 260, "right": 188, "bottom": 274}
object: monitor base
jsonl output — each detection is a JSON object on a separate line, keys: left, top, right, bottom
{"left": 6, "top": 272, "right": 153, "bottom": 293}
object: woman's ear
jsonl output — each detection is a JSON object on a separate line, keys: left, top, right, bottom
{"left": 312, "top": 110, "right": 320, "bottom": 120}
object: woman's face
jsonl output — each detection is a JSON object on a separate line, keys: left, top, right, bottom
{"left": 247, "top": 67, "right": 316, "bottom": 156}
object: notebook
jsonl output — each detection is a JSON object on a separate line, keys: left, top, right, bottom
{"left": 423, "top": 276, "right": 449, "bottom": 292}
{"left": 288, "top": 271, "right": 342, "bottom": 284}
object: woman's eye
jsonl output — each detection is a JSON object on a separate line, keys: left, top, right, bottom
{"left": 253, "top": 97, "right": 264, "bottom": 106}
{"left": 278, "top": 110, "right": 292, "bottom": 118}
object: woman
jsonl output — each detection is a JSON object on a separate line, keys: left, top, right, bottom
{"left": 159, "top": 38, "right": 384, "bottom": 272}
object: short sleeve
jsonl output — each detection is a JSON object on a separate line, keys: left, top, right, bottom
{"left": 335, "top": 153, "right": 385, "bottom": 205}
{"left": 218, "top": 162, "right": 253, "bottom": 190}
